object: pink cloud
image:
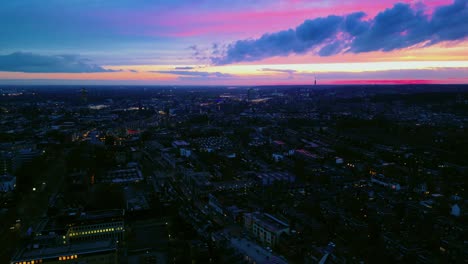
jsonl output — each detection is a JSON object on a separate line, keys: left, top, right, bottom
{"left": 91, "top": 0, "right": 454, "bottom": 38}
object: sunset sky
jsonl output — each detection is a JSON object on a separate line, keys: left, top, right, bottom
{"left": 0, "top": 0, "right": 467, "bottom": 85}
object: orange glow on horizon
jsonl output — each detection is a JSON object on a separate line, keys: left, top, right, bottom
{"left": 0, "top": 40, "right": 467, "bottom": 85}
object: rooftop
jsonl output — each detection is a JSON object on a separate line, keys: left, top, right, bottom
{"left": 230, "top": 238, "right": 287, "bottom": 264}
{"left": 11, "top": 239, "right": 116, "bottom": 263}
{"left": 250, "top": 212, "right": 289, "bottom": 233}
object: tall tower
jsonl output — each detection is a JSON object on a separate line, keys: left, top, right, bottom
{"left": 247, "top": 88, "right": 253, "bottom": 101}
{"left": 80, "top": 88, "right": 88, "bottom": 104}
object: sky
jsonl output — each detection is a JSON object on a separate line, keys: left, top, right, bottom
{"left": 0, "top": 0, "right": 467, "bottom": 85}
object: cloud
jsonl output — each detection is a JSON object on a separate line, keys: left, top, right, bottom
{"left": 260, "top": 68, "right": 296, "bottom": 74}
{"left": 349, "top": 3, "right": 430, "bottom": 52}
{"left": 175, "top": 66, "right": 195, "bottom": 70}
{"left": 430, "top": 0, "right": 468, "bottom": 42}
{"left": 151, "top": 70, "right": 233, "bottom": 78}
{"left": 212, "top": 0, "right": 468, "bottom": 64}
{"left": 0, "top": 52, "right": 118, "bottom": 73}
{"left": 188, "top": 45, "right": 210, "bottom": 61}
{"left": 261, "top": 68, "right": 297, "bottom": 80}
{"left": 318, "top": 41, "right": 344, "bottom": 56}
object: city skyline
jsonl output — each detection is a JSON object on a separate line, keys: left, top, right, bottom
{"left": 0, "top": 0, "right": 467, "bottom": 85}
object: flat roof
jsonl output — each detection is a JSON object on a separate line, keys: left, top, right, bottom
{"left": 250, "top": 212, "right": 289, "bottom": 233}
{"left": 77, "top": 209, "right": 125, "bottom": 222}
{"left": 12, "top": 240, "right": 116, "bottom": 262}
{"left": 230, "top": 238, "right": 287, "bottom": 264}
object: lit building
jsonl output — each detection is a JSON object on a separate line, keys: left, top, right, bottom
{"left": 11, "top": 210, "right": 125, "bottom": 264}
{"left": 63, "top": 210, "right": 125, "bottom": 243}
{"left": 10, "top": 239, "right": 118, "bottom": 264}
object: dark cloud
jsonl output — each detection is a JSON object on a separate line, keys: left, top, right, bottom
{"left": 349, "top": 3, "right": 430, "bottom": 52}
{"left": 318, "top": 41, "right": 344, "bottom": 56}
{"left": 0, "top": 52, "right": 118, "bottom": 73}
{"left": 213, "top": 29, "right": 296, "bottom": 64}
{"left": 296, "top": 16, "right": 343, "bottom": 43}
{"left": 212, "top": 0, "right": 468, "bottom": 64}
{"left": 344, "top": 12, "right": 370, "bottom": 37}
{"left": 430, "top": 0, "right": 468, "bottom": 42}
{"left": 151, "top": 70, "right": 233, "bottom": 78}
{"left": 174, "top": 66, "right": 194, "bottom": 70}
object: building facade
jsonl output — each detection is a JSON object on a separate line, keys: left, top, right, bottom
{"left": 244, "top": 212, "right": 289, "bottom": 247}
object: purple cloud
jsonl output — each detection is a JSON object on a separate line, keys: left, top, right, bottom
{"left": 0, "top": 52, "right": 119, "bottom": 73}
{"left": 212, "top": 0, "right": 468, "bottom": 64}
{"left": 151, "top": 70, "right": 233, "bottom": 78}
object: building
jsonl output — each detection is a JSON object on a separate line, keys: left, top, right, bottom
{"left": 272, "top": 153, "right": 284, "bottom": 162}
{"left": 15, "top": 210, "right": 125, "bottom": 264}
{"left": 180, "top": 148, "right": 192, "bottom": 157}
{"left": 208, "top": 194, "right": 224, "bottom": 215}
{"left": 244, "top": 212, "right": 290, "bottom": 247}
{"left": 183, "top": 171, "right": 213, "bottom": 197}
{"left": 102, "top": 166, "right": 143, "bottom": 184}
{"left": 64, "top": 210, "right": 125, "bottom": 243}
{"left": 0, "top": 151, "right": 13, "bottom": 174}
{"left": 451, "top": 204, "right": 461, "bottom": 217}
{"left": 0, "top": 173, "right": 16, "bottom": 192}
{"left": 255, "top": 172, "right": 295, "bottom": 186}
{"left": 34, "top": 210, "right": 125, "bottom": 243}
{"left": 172, "top": 140, "right": 190, "bottom": 148}
{"left": 371, "top": 174, "right": 402, "bottom": 191}
{"left": 230, "top": 238, "right": 288, "bottom": 264}
{"left": 11, "top": 239, "right": 118, "bottom": 264}
{"left": 13, "top": 148, "right": 42, "bottom": 171}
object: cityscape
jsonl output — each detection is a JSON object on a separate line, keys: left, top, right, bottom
{"left": 1, "top": 84, "right": 467, "bottom": 263}
{"left": 1, "top": 0, "right": 467, "bottom": 263}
